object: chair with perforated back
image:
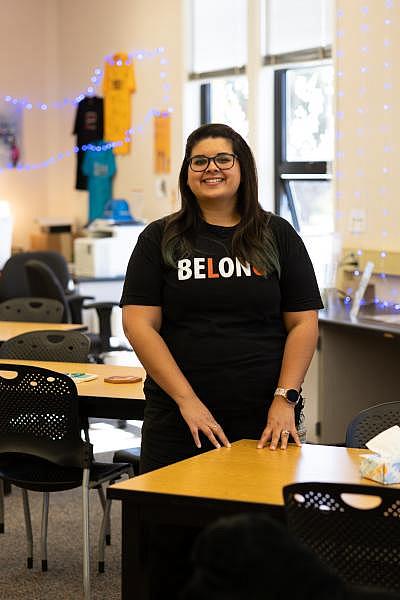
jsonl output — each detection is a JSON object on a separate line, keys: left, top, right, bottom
{"left": 0, "top": 297, "right": 64, "bottom": 323}
{"left": 0, "top": 330, "right": 90, "bottom": 540}
{"left": 0, "top": 329, "right": 90, "bottom": 362}
{"left": 0, "top": 307, "right": 68, "bottom": 532}
{"left": 346, "top": 401, "right": 400, "bottom": 448}
{"left": 283, "top": 482, "right": 400, "bottom": 593}
{"left": 0, "top": 363, "right": 133, "bottom": 599}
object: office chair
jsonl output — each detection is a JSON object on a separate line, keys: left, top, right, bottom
{"left": 283, "top": 481, "right": 400, "bottom": 593}
{"left": 0, "top": 363, "right": 134, "bottom": 599}
{"left": 0, "top": 329, "right": 91, "bottom": 362}
{"left": 0, "top": 251, "right": 71, "bottom": 299}
{"left": 25, "top": 259, "right": 121, "bottom": 358}
{"left": 345, "top": 401, "right": 400, "bottom": 448}
{"left": 0, "top": 251, "right": 90, "bottom": 323}
{"left": 113, "top": 446, "right": 141, "bottom": 476}
{"left": 0, "top": 330, "right": 90, "bottom": 544}
{"left": 0, "top": 297, "right": 64, "bottom": 322}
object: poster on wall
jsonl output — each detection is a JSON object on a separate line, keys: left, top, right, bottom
{"left": 154, "top": 111, "right": 171, "bottom": 174}
{"left": 0, "top": 104, "right": 22, "bottom": 168}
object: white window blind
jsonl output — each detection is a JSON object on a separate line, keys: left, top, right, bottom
{"left": 190, "top": 0, "right": 247, "bottom": 73}
{"left": 264, "top": 0, "right": 333, "bottom": 56}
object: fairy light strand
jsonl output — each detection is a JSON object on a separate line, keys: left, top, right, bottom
{"left": 0, "top": 47, "right": 172, "bottom": 171}
{"left": 1, "top": 47, "right": 167, "bottom": 111}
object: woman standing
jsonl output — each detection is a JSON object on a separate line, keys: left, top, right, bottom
{"left": 121, "top": 123, "right": 323, "bottom": 474}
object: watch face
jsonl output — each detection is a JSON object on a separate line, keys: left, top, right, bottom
{"left": 286, "top": 389, "right": 300, "bottom": 404}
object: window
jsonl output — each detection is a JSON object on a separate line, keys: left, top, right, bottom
{"left": 188, "top": 0, "right": 248, "bottom": 136}
{"left": 275, "top": 64, "right": 334, "bottom": 231}
{"left": 199, "top": 77, "right": 248, "bottom": 140}
{"left": 275, "top": 64, "right": 336, "bottom": 288}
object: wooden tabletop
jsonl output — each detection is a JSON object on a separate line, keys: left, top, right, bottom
{"left": 0, "top": 359, "right": 145, "bottom": 399}
{"left": 0, "top": 321, "right": 87, "bottom": 341}
{"left": 109, "top": 440, "right": 398, "bottom": 507}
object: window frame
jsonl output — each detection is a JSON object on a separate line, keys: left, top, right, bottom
{"left": 274, "top": 66, "right": 332, "bottom": 232}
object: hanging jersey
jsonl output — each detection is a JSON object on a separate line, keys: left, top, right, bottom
{"left": 103, "top": 53, "right": 136, "bottom": 155}
{"left": 73, "top": 96, "right": 104, "bottom": 190}
{"left": 82, "top": 141, "right": 116, "bottom": 222}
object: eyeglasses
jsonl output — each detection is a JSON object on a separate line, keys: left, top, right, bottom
{"left": 188, "top": 152, "right": 238, "bottom": 172}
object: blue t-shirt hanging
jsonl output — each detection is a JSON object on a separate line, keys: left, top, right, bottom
{"left": 82, "top": 140, "right": 116, "bottom": 222}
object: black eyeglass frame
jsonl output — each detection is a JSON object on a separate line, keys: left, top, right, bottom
{"left": 187, "top": 152, "right": 238, "bottom": 172}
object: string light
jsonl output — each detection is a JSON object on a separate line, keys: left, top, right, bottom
{"left": 0, "top": 47, "right": 167, "bottom": 111}
{"left": 0, "top": 108, "right": 173, "bottom": 173}
{"left": 0, "top": 46, "right": 171, "bottom": 171}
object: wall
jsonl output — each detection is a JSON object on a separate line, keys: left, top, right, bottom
{"left": 335, "top": 0, "right": 400, "bottom": 255}
{"left": 1, "top": 0, "right": 184, "bottom": 250}
{"left": 0, "top": 0, "right": 56, "bottom": 250}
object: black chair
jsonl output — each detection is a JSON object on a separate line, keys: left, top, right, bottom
{"left": 0, "top": 329, "right": 91, "bottom": 537}
{"left": 0, "top": 251, "right": 91, "bottom": 323}
{"left": 113, "top": 446, "right": 141, "bottom": 476}
{"left": 0, "top": 297, "right": 64, "bottom": 323}
{"left": 0, "top": 251, "right": 71, "bottom": 299}
{"left": 346, "top": 401, "right": 400, "bottom": 448}
{"left": 25, "top": 259, "right": 120, "bottom": 357}
{"left": 0, "top": 329, "right": 91, "bottom": 362}
{"left": 0, "top": 363, "right": 133, "bottom": 599}
{"left": 283, "top": 481, "right": 400, "bottom": 593}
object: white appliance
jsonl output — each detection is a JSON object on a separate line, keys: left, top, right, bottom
{"left": 74, "top": 222, "right": 145, "bottom": 278}
{"left": 0, "top": 201, "right": 12, "bottom": 269}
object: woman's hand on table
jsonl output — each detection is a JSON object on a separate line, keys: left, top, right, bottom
{"left": 178, "top": 396, "right": 231, "bottom": 450}
{"left": 257, "top": 396, "right": 301, "bottom": 450}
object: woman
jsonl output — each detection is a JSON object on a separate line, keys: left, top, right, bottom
{"left": 121, "top": 123, "right": 323, "bottom": 474}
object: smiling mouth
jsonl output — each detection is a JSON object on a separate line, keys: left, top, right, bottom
{"left": 202, "top": 177, "right": 224, "bottom": 184}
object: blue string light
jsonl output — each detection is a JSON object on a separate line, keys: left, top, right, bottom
{"left": 0, "top": 47, "right": 167, "bottom": 111}
{"left": 0, "top": 108, "right": 173, "bottom": 173}
{"left": 0, "top": 47, "right": 172, "bottom": 172}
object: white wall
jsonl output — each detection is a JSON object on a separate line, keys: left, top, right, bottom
{"left": 335, "top": 0, "right": 400, "bottom": 253}
{"left": 0, "top": 0, "right": 55, "bottom": 250}
{"left": 1, "top": 0, "right": 184, "bottom": 249}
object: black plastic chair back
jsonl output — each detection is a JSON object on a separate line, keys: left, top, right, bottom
{"left": 0, "top": 363, "right": 87, "bottom": 468}
{"left": 0, "top": 251, "right": 70, "bottom": 301}
{"left": 25, "top": 260, "right": 71, "bottom": 323}
{"left": 346, "top": 401, "right": 400, "bottom": 448}
{"left": 284, "top": 481, "right": 400, "bottom": 592}
{"left": 0, "top": 297, "right": 64, "bottom": 323}
{"left": 0, "top": 330, "right": 90, "bottom": 362}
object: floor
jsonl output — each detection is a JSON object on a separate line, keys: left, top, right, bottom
{"left": 90, "top": 349, "right": 143, "bottom": 455}
{"left": 89, "top": 418, "right": 142, "bottom": 454}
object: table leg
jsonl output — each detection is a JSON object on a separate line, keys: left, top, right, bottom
{"left": 121, "top": 501, "right": 146, "bottom": 599}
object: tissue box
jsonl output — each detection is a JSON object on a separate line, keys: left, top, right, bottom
{"left": 360, "top": 453, "right": 400, "bottom": 485}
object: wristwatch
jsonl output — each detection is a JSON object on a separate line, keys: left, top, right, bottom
{"left": 274, "top": 387, "right": 301, "bottom": 407}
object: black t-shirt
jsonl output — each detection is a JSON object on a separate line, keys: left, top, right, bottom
{"left": 120, "top": 214, "right": 323, "bottom": 412}
{"left": 73, "top": 95, "right": 104, "bottom": 190}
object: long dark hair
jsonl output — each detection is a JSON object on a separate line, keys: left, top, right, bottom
{"left": 162, "top": 123, "right": 280, "bottom": 276}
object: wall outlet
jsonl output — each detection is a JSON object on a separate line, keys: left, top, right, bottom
{"left": 348, "top": 208, "right": 367, "bottom": 233}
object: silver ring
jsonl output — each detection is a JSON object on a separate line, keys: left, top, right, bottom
{"left": 281, "top": 430, "right": 290, "bottom": 437}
